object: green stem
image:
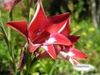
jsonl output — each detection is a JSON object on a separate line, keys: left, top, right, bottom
{"left": 0, "top": 19, "right": 15, "bottom": 69}
{"left": 0, "top": 11, "right": 17, "bottom": 74}
{"left": 81, "top": 71, "right": 84, "bottom": 75}
{"left": 9, "top": 42, "right": 17, "bottom": 73}
{"left": 9, "top": 10, "right": 13, "bottom": 21}
{"left": 25, "top": 0, "right": 32, "bottom": 22}
{"left": 25, "top": 49, "right": 38, "bottom": 75}
{"left": 25, "top": 50, "right": 32, "bottom": 75}
{"left": 8, "top": 10, "right": 18, "bottom": 75}
{"left": 0, "top": 16, "right": 8, "bottom": 45}
{"left": 8, "top": 10, "right": 13, "bottom": 41}
{"left": 49, "top": 60, "right": 58, "bottom": 75}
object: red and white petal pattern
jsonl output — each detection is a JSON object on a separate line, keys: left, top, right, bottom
{"left": 42, "top": 45, "right": 57, "bottom": 59}
{"left": 69, "top": 58, "right": 80, "bottom": 65}
{"left": 47, "top": 13, "right": 70, "bottom": 35}
{"left": 61, "top": 17, "right": 70, "bottom": 36}
{"left": 6, "top": 0, "right": 87, "bottom": 64}
{"left": 59, "top": 47, "right": 87, "bottom": 60}
{"left": 28, "top": 0, "right": 48, "bottom": 41}
{"left": 29, "top": 39, "right": 41, "bottom": 53}
{"left": 59, "top": 51, "right": 80, "bottom": 65}
{"left": 69, "top": 48, "right": 87, "bottom": 59}
{"left": 46, "top": 33, "right": 72, "bottom": 46}
{"left": 6, "top": 21, "right": 28, "bottom": 38}
{"left": 59, "top": 51, "right": 74, "bottom": 58}
{"left": 62, "top": 47, "right": 87, "bottom": 59}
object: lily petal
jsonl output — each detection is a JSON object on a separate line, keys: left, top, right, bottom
{"left": 6, "top": 21, "right": 28, "bottom": 38}
{"left": 59, "top": 51, "right": 80, "bottom": 65}
{"left": 42, "top": 45, "right": 57, "bottom": 59}
{"left": 61, "top": 16, "right": 70, "bottom": 36}
{"left": 68, "top": 35, "right": 80, "bottom": 45}
{"left": 34, "top": 31, "right": 50, "bottom": 43}
{"left": 28, "top": 0, "right": 48, "bottom": 41}
{"left": 46, "top": 33, "right": 72, "bottom": 46}
{"left": 29, "top": 39, "right": 41, "bottom": 53}
{"left": 69, "top": 58, "right": 80, "bottom": 65}
{"left": 37, "top": 51, "right": 49, "bottom": 59}
{"left": 69, "top": 47, "right": 87, "bottom": 59}
{"left": 47, "top": 13, "right": 70, "bottom": 35}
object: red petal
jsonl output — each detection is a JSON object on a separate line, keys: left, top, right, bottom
{"left": 37, "top": 51, "right": 49, "bottom": 59}
{"left": 47, "top": 13, "right": 70, "bottom": 35}
{"left": 70, "top": 48, "right": 87, "bottom": 59}
{"left": 46, "top": 33, "right": 72, "bottom": 46}
{"left": 28, "top": 0, "right": 48, "bottom": 41}
{"left": 42, "top": 45, "right": 57, "bottom": 59}
{"left": 38, "top": 46, "right": 61, "bottom": 59}
{"left": 6, "top": 21, "right": 28, "bottom": 38}
{"left": 54, "top": 45, "right": 62, "bottom": 55}
{"left": 29, "top": 39, "right": 40, "bottom": 53}
{"left": 61, "top": 16, "right": 70, "bottom": 36}
{"left": 68, "top": 35, "right": 80, "bottom": 45}
{"left": 33, "top": 31, "right": 50, "bottom": 43}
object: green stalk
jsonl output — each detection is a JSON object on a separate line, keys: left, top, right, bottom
{"left": 0, "top": 18, "right": 12, "bottom": 61}
{"left": 8, "top": 10, "right": 13, "bottom": 41}
{"left": 6, "top": 9, "right": 18, "bottom": 75}
{"left": 0, "top": 11, "right": 17, "bottom": 74}
{"left": 0, "top": 12, "right": 9, "bottom": 45}
{"left": 49, "top": 60, "right": 58, "bottom": 75}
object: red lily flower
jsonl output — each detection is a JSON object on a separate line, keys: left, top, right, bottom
{"left": 38, "top": 36, "right": 87, "bottom": 62}
{"left": 57, "top": 35, "right": 87, "bottom": 65}
{"left": 61, "top": 47, "right": 87, "bottom": 59}
{"left": 6, "top": 0, "right": 72, "bottom": 59}
{"left": 38, "top": 46, "right": 87, "bottom": 65}
{"left": 3, "top": 0, "right": 21, "bottom": 11}
{"left": 60, "top": 47, "right": 87, "bottom": 65}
